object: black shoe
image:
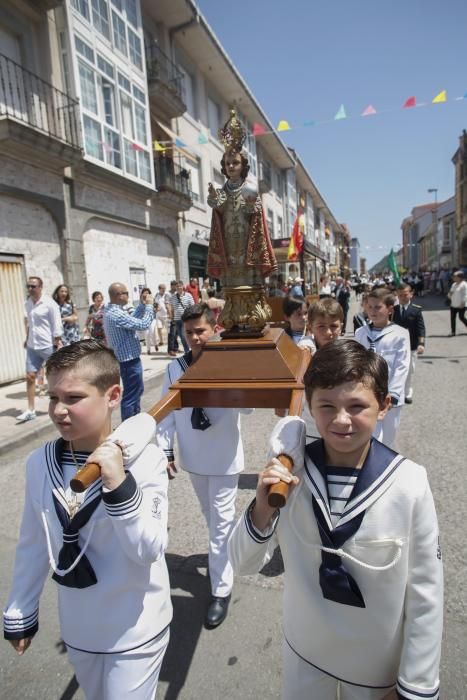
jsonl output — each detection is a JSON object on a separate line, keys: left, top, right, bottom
{"left": 205, "top": 595, "right": 230, "bottom": 628}
{"left": 405, "top": 397, "right": 413, "bottom": 404}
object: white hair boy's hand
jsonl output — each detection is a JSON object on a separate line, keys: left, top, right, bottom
{"left": 87, "top": 441, "right": 125, "bottom": 492}
{"left": 252, "top": 458, "right": 299, "bottom": 532}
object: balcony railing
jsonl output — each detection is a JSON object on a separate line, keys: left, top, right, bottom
{"left": 154, "top": 156, "right": 191, "bottom": 197}
{"left": 0, "top": 53, "right": 80, "bottom": 149}
{"left": 145, "top": 44, "right": 183, "bottom": 98}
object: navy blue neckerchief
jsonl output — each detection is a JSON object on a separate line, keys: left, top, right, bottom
{"left": 304, "top": 438, "right": 404, "bottom": 608}
{"left": 45, "top": 439, "right": 102, "bottom": 589}
{"left": 177, "top": 351, "right": 212, "bottom": 431}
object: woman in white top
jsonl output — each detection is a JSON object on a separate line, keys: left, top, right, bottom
{"left": 448, "top": 270, "right": 467, "bottom": 336}
{"left": 318, "top": 274, "right": 333, "bottom": 299}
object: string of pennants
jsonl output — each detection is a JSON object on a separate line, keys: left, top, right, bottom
{"left": 151, "top": 89, "right": 465, "bottom": 152}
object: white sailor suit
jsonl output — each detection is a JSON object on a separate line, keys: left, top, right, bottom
{"left": 3, "top": 414, "right": 172, "bottom": 700}
{"left": 355, "top": 323, "right": 410, "bottom": 448}
{"left": 157, "top": 351, "right": 252, "bottom": 598}
{"left": 228, "top": 423, "right": 443, "bottom": 700}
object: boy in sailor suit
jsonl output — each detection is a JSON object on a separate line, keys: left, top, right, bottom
{"left": 229, "top": 339, "right": 442, "bottom": 700}
{"left": 157, "top": 303, "right": 252, "bottom": 628}
{"left": 3, "top": 340, "right": 172, "bottom": 700}
{"left": 354, "top": 287, "right": 410, "bottom": 448}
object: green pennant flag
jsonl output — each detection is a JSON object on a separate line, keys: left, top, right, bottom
{"left": 388, "top": 248, "right": 400, "bottom": 286}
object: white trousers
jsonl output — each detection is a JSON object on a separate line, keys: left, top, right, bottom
{"left": 145, "top": 320, "right": 159, "bottom": 351}
{"left": 189, "top": 472, "right": 238, "bottom": 597}
{"left": 282, "top": 640, "right": 393, "bottom": 700}
{"left": 67, "top": 627, "right": 169, "bottom": 700}
{"left": 373, "top": 405, "right": 401, "bottom": 449}
{"left": 405, "top": 350, "right": 417, "bottom": 399}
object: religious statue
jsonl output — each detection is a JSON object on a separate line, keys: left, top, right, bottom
{"left": 207, "top": 109, "right": 277, "bottom": 335}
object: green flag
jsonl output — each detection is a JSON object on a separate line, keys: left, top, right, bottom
{"left": 388, "top": 248, "right": 400, "bottom": 286}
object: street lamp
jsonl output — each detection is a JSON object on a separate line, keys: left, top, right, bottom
{"left": 428, "top": 188, "right": 438, "bottom": 205}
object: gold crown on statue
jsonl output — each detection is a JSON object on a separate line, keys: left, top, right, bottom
{"left": 219, "top": 108, "right": 246, "bottom": 152}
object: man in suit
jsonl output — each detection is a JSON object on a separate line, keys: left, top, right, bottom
{"left": 334, "top": 276, "right": 351, "bottom": 334}
{"left": 393, "top": 283, "right": 426, "bottom": 404}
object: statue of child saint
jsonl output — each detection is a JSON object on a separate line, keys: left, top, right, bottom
{"left": 206, "top": 110, "right": 277, "bottom": 332}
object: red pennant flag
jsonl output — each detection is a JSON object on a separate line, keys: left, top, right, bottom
{"left": 403, "top": 96, "right": 416, "bottom": 108}
{"left": 252, "top": 122, "right": 266, "bottom": 136}
{"left": 131, "top": 142, "right": 145, "bottom": 152}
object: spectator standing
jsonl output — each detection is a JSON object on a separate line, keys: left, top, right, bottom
{"left": 155, "top": 284, "right": 171, "bottom": 346}
{"left": 104, "top": 282, "right": 153, "bottom": 420}
{"left": 334, "top": 276, "right": 351, "bottom": 334}
{"left": 84, "top": 291, "right": 106, "bottom": 342}
{"left": 448, "top": 270, "right": 467, "bottom": 336}
{"left": 16, "top": 276, "right": 63, "bottom": 423}
{"left": 52, "top": 285, "right": 80, "bottom": 346}
{"left": 318, "top": 274, "right": 332, "bottom": 299}
{"left": 168, "top": 281, "right": 194, "bottom": 356}
{"left": 200, "top": 278, "right": 212, "bottom": 302}
{"left": 185, "top": 277, "right": 200, "bottom": 303}
{"left": 289, "top": 277, "right": 304, "bottom": 298}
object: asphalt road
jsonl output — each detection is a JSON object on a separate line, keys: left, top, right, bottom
{"left": 0, "top": 295, "right": 466, "bottom": 699}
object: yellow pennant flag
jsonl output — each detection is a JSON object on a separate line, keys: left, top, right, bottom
{"left": 277, "top": 120, "right": 291, "bottom": 132}
{"left": 432, "top": 90, "right": 447, "bottom": 104}
{"left": 153, "top": 140, "right": 165, "bottom": 152}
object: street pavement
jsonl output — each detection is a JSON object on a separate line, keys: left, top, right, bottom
{"left": 0, "top": 296, "right": 466, "bottom": 699}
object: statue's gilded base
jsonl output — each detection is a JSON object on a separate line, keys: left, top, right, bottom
{"left": 218, "top": 285, "right": 272, "bottom": 337}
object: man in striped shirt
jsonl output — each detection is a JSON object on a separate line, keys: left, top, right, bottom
{"left": 168, "top": 281, "right": 194, "bottom": 356}
{"left": 104, "top": 283, "right": 153, "bottom": 420}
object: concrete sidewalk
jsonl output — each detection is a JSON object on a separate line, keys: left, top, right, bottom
{"left": 0, "top": 345, "right": 174, "bottom": 456}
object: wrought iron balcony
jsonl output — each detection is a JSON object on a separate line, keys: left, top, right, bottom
{"left": 153, "top": 156, "right": 192, "bottom": 211}
{"left": 0, "top": 53, "right": 81, "bottom": 165}
{"left": 145, "top": 43, "right": 186, "bottom": 118}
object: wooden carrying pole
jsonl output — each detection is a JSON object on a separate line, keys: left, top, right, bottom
{"left": 70, "top": 328, "right": 309, "bottom": 505}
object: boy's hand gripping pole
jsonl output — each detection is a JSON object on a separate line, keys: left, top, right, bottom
{"left": 266, "top": 415, "right": 307, "bottom": 509}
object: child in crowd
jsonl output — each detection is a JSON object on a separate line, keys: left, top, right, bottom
{"left": 229, "top": 338, "right": 443, "bottom": 700}
{"left": 4, "top": 340, "right": 171, "bottom": 700}
{"left": 307, "top": 298, "right": 343, "bottom": 351}
{"left": 392, "top": 284, "right": 426, "bottom": 404}
{"left": 354, "top": 288, "right": 410, "bottom": 449}
{"left": 353, "top": 292, "right": 371, "bottom": 333}
{"left": 157, "top": 303, "right": 252, "bottom": 628}
{"left": 283, "top": 296, "right": 315, "bottom": 351}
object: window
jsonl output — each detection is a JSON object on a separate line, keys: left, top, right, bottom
{"left": 99, "top": 77, "right": 115, "bottom": 126}
{"left": 120, "top": 90, "right": 134, "bottom": 139}
{"left": 71, "top": 0, "right": 90, "bottom": 21}
{"left": 179, "top": 65, "right": 195, "bottom": 117}
{"left": 97, "top": 54, "right": 114, "bottom": 79}
{"left": 124, "top": 139, "right": 138, "bottom": 176}
{"left": 134, "top": 102, "right": 146, "bottom": 143}
{"left": 126, "top": 0, "right": 138, "bottom": 28}
{"left": 266, "top": 209, "right": 274, "bottom": 238}
{"left": 132, "top": 84, "right": 145, "bottom": 104}
{"left": 187, "top": 158, "right": 202, "bottom": 202}
{"left": 110, "top": 0, "right": 122, "bottom": 9}
{"left": 79, "top": 60, "right": 98, "bottom": 113}
{"left": 138, "top": 150, "right": 151, "bottom": 183}
{"left": 207, "top": 97, "right": 220, "bottom": 136}
{"left": 112, "top": 11, "right": 127, "bottom": 55}
{"left": 118, "top": 72, "right": 131, "bottom": 92}
{"left": 277, "top": 216, "right": 283, "bottom": 238}
{"left": 83, "top": 115, "right": 103, "bottom": 160}
{"left": 91, "top": 0, "right": 110, "bottom": 40}
{"left": 103, "top": 127, "right": 121, "bottom": 168}
{"left": 128, "top": 29, "right": 142, "bottom": 70}
{"left": 75, "top": 36, "right": 94, "bottom": 63}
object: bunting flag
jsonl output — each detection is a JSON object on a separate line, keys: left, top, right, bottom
{"left": 150, "top": 87, "right": 462, "bottom": 153}
{"left": 432, "top": 90, "right": 447, "bottom": 104}
{"left": 253, "top": 122, "right": 266, "bottom": 136}
{"left": 131, "top": 143, "right": 144, "bottom": 152}
{"left": 387, "top": 248, "right": 400, "bottom": 285}
{"left": 403, "top": 96, "right": 416, "bottom": 108}
{"left": 361, "top": 104, "right": 377, "bottom": 116}
{"left": 287, "top": 209, "right": 305, "bottom": 261}
{"left": 334, "top": 104, "right": 347, "bottom": 120}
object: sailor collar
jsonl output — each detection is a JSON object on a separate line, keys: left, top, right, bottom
{"left": 303, "top": 438, "right": 406, "bottom": 532}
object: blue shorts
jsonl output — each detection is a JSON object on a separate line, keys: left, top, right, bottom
{"left": 26, "top": 346, "right": 54, "bottom": 373}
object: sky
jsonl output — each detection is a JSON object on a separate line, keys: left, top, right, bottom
{"left": 195, "top": 0, "right": 467, "bottom": 267}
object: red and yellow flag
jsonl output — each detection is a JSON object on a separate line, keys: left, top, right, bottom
{"left": 287, "top": 209, "right": 305, "bottom": 260}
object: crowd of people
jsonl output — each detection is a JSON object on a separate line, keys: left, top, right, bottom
{"left": 5, "top": 266, "right": 455, "bottom": 699}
